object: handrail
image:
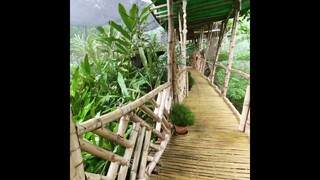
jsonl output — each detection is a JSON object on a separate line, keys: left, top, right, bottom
{"left": 70, "top": 82, "right": 173, "bottom": 180}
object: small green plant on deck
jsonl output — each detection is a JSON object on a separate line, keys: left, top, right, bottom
{"left": 170, "top": 104, "right": 195, "bottom": 126}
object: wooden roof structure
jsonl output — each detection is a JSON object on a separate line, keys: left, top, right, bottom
{"left": 152, "top": 0, "right": 250, "bottom": 39}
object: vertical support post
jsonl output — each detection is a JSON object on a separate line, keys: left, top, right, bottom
{"left": 106, "top": 115, "right": 130, "bottom": 179}
{"left": 239, "top": 81, "right": 250, "bottom": 131}
{"left": 221, "top": 1, "right": 241, "bottom": 97}
{"left": 70, "top": 109, "right": 85, "bottom": 180}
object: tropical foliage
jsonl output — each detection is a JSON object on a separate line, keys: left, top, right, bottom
{"left": 70, "top": 2, "right": 167, "bottom": 175}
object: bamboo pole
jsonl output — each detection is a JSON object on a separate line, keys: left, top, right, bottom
{"left": 149, "top": 143, "right": 160, "bottom": 152}
{"left": 147, "top": 156, "right": 154, "bottom": 162}
{"left": 156, "top": 88, "right": 168, "bottom": 131}
{"left": 167, "top": 0, "right": 174, "bottom": 86}
{"left": 162, "top": 116, "right": 171, "bottom": 129}
{"left": 84, "top": 172, "right": 112, "bottom": 180}
{"left": 130, "top": 114, "right": 165, "bottom": 141}
{"left": 211, "top": 11, "right": 232, "bottom": 84}
{"left": 70, "top": 157, "right": 76, "bottom": 180}
{"left": 129, "top": 126, "right": 146, "bottom": 180}
{"left": 77, "top": 82, "right": 170, "bottom": 135}
{"left": 181, "top": 0, "right": 188, "bottom": 102}
{"left": 153, "top": 91, "right": 163, "bottom": 131}
{"left": 139, "top": 104, "right": 161, "bottom": 122}
{"left": 173, "top": 29, "right": 178, "bottom": 103}
{"left": 92, "top": 128, "right": 133, "bottom": 148}
{"left": 245, "top": 109, "right": 250, "bottom": 136}
{"left": 154, "top": 10, "right": 168, "bottom": 15}
{"left": 79, "top": 138, "right": 127, "bottom": 165}
{"left": 145, "top": 134, "right": 171, "bottom": 176}
{"left": 106, "top": 115, "right": 130, "bottom": 179}
{"left": 150, "top": 98, "right": 159, "bottom": 108}
{"left": 239, "top": 83, "right": 250, "bottom": 132}
{"left": 118, "top": 123, "right": 141, "bottom": 179}
{"left": 137, "top": 130, "right": 152, "bottom": 179}
{"left": 221, "top": 5, "right": 240, "bottom": 97}
{"left": 70, "top": 109, "right": 85, "bottom": 180}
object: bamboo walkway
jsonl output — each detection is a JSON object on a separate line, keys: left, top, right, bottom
{"left": 150, "top": 69, "right": 250, "bottom": 180}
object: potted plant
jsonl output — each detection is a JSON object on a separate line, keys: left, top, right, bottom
{"left": 170, "top": 103, "right": 195, "bottom": 135}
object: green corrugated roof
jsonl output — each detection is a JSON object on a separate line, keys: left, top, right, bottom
{"left": 153, "top": 0, "right": 250, "bottom": 37}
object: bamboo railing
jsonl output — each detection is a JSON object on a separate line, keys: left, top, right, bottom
{"left": 70, "top": 82, "right": 173, "bottom": 180}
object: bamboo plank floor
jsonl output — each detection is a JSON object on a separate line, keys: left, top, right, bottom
{"left": 150, "top": 69, "right": 250, "bottom": 180}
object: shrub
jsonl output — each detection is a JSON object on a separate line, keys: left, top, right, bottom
{"left": 170, "top": 104, "right": 195, "bottom": 126}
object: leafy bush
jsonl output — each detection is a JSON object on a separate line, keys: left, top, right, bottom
{"left": 188, "top": 71, "right": 195, "bottom": 90}
{"left": 170, "top": 104, "right": 195, "bottom": 126}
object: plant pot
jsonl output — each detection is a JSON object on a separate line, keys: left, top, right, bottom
{"left": 174, "top": 125, "right": 188, "bottom": 135}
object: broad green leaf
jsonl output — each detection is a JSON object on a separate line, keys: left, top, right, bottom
{"left": 138, "top": 47, "right": 148, "bottom": 71}
{"left": 83, "top": 54, "right": 91, "bottom": 74}
{"left": 80, "top": 99, "right": 94, "bottom": 121}
{"left": 109, "top": 20, "right": 130, "bottom": 40}
{"left": 129, "top": 4, "right": 137, "bottom": 27}
{"left": 117, "top": 72, "right": 129, "bottom": 97}
{"left": 118, "top": 3, "right": 133, "bottom": 32}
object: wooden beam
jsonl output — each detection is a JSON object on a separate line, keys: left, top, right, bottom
{"left": 92, "top": 127, "right": 134, "bottom": 148}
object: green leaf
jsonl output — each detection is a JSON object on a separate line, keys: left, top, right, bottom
{"left": 138, "top": 47, "right": 148, "bottom": 71}
{"left": 115, "top": 42, "right": 128, "bottom": 54}
{"left": 140, "top": 3, "right": 153, "bottom": 17}
{"left": 129, "top": 4, "right": 137, "bottom": 26}
{"left": 118, "top": 3, "right": 133, "bottom": 32}
{"left": 109, "top": 20, "right": 130, "bottom": 40}
{"left": 96, "top": 26, "right": 105, "bottom": 34}
{"left": 83, "top": 54, "right": 91, "bottom": 74}
{"left": 117, "top": 72, "right": 129, "bottom": 97}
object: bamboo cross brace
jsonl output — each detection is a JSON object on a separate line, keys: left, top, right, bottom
{"left": 149, "top": 98, "right": 159, "bottom": 108}
{"left": 118, "top": 123, "right": 141, "bottom": 179}
{"left": 92, "top": 127, "right": 134, "bottom": 148}
{"left": 130, "top": 114, "right": 165, "bottom": 141}
{"left": 140, "top": 104, "right": 161, "bottom": 122}
{"left": 78, "top": 139, "right": 127, "bottom": 166}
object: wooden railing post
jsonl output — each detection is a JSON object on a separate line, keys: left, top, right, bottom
{"left": 239, "top": 81, "right": 250, "bottom": 132}
{"left": 70, "top": 109, "right": 85, "bottom": 180}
